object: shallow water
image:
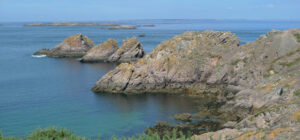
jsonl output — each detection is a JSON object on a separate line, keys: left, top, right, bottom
{"left": 0, "top": 20, "right": 299, "bottom": 138}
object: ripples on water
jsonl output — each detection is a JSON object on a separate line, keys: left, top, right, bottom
{"left": 0, "top": 20, "right": 299, "bottom": 138}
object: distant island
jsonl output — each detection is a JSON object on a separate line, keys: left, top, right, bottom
{"left": 24, "top": 22, "right": 99, "bottom": 26}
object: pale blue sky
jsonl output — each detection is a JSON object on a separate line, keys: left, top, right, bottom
{"left": 0, "top": 0, "right": 299, "bottom": 22}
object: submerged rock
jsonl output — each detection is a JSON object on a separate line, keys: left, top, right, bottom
{"left": 33, "top": 34, "right": 94, "bottom": 57}
{"left": 139, "top": 34, "right": 146, "bottom": 37}
{"left": 173, "top": 113, "right": 192, "bottom": 122}
{"left": 80, "top": 39, "right": 119, "bottom": 63}
{"left": 107, "top": 37, "right": 145, "bottom": 62}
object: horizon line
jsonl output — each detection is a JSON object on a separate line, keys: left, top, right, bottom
{"left": 1, "top": 18, "right": 300, "bottom": 23}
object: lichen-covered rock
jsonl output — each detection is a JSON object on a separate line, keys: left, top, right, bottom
{"left": 33, "top": 34, "right": 94, "bottom": 57}
{"left": 80, "top": 39, "right": 119, "bottom": 62}
{"left": 93, "top": 31, "right": 241, "bottom": 94}
{"left": 94, "top": 29, "right": 300, "bottom": 139}
{"left": 192, "top": 28, "right": 300, "bottom": 139}
{"left": 108, "top": 37, "right": 145, "bottom": 62}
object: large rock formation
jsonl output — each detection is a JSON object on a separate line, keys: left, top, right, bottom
{"left": 80, "top": 37, "right": 145, "bottom": 63}
{"left": 93, "top": 29, "right": 300, "bottom": 139}
{"left": 34, "top": 34, "right": 94, "bottom": 57}
{"left": 107, "top": 37, "right": 145, "bottom": 62}
{"left": 80, "top": 39, "right": 119, "bottom": 62}
{"left": 92, "top": 31, "right": 241, "bottom": 94}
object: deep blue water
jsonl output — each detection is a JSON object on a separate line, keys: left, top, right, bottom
{"left": 0, "top": 20, "right": 299, "bottom": 138}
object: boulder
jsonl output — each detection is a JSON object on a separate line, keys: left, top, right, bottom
{"left": 33, "top": 34, "right": 94, "bottom": 57}
{"left": 108, "top": 37, "right": 145, "bottom": 62}
{"left": 80, "top": 39, "right": 119, "bottom": 62}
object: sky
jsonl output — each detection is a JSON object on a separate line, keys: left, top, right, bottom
{"left": 0, "top": 0, "right": 299, "bottom": 22}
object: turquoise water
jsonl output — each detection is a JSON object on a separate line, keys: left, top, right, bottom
{"left": 0, "top": 20, "right": 299, "bottom": 138}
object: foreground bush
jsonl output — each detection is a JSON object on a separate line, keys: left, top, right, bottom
{"left": 0, "top": 127, "right": 194, "bottom": 140}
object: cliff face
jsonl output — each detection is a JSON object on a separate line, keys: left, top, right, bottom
{"left": 93, "top": 29, "right": 300, "bottom": 139}
{"left": 34, "top": 34, "right": 94, "bottom": 57}
{"left": 80, "top": 39, "right": 119, "bottom": 62}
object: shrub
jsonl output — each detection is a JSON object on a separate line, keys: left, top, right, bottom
{"left": 26, "top": 127, "right": 84, "bottom": 140}
{"left": 0, "top": 127, "right": 194, "bottom": 140}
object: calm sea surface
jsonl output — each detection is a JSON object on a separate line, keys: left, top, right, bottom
{"left": 0, "top": 20, "right": 299, "bottom": 138}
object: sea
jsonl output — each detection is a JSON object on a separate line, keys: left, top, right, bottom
{"left": 0, "top": 19, "right": 299, "bottom": 138}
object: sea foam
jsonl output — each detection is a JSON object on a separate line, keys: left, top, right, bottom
{"left": 32, "top": 55, "right": 46, "bottom": 58}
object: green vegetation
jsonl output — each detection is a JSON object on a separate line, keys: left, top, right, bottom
{"left": 231, "top": 59, "right": 240, "bottom": 65}
{"left": 279, "top": 57, "right": 300, "bottom": 67}
{"left": 294, "top": 33, "right": 300, "bottom": 42}
{"left": 0, "top": 127, "right": 195, "bottom": 140}
{"left": 295, "top": 89, "right": 300, "bottom": 96}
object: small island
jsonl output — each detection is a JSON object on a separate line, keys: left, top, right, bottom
{"left": 24, "top": 22, "right": 99, "bottom": 26}
{"left": 108, "top": 25, "right": 137, "bottom": 29}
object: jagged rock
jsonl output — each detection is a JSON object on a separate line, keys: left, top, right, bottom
{"left": 192, "top": 29, "right": 300, "bottom": 139}
{"left": 94, "top": 29, "right": 300, "bottom": 139}
{"left": 33, "top": 34, "right": 94, "bottom": 57}
{"left": 93, "top": 31, "right": 241, "bottom": 94}
{"left": 80, "top": 39, "right": 119, "bottom": 62}
{"left": 108, "top": 37, "right": 145, "bottom": 62}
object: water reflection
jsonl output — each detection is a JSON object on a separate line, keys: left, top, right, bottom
{"left": 93, "top": 94, "right": 200, "bottom": 119}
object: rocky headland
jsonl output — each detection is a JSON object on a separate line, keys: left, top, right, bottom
{"left": 93, "top": 29, "right": 300, "bottom": 139}
{"left": 33, "top": 34, "right": 94, "bottom": 57}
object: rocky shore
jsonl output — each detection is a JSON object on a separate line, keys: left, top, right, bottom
{"left": 81, "top": 37, "right": 145, "bottom": 63}
{"left": 33, "top": 34, "right": 94, "bottom": 57}
{"left": 93, "top": 29, "right": 300, "bottom": 139}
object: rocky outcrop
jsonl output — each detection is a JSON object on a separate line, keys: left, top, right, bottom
{"left": 92, "top": 31, "right": 241, "bottom": 94}
{"left": 94, "top": 29, "right": 300, "bottom": 139}
{"left": 33, "top": 34, "right": 94, "bottom": 57}
{"left": 80, "top": 37, "right": 145, "bottom": 63}
{"left": 107, "top": 37, "right": 145, "bottom": 62}
{"left": 80, "top": 39, "right": 119, "bottom": 62}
